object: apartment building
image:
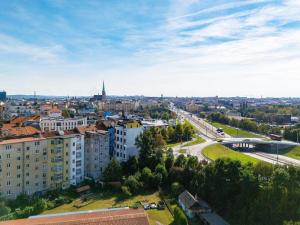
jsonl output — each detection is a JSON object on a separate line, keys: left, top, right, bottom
{"left": 40, "top": 116, "right": 87, "bottom": 132}
{"left": 43, "top": 130, "right": 85, "bottom": 189}
{"left": 0, "top": 137, "right": 48, "bottom": 199}
{"left": 79, "top": 126, "right": 110, "bottom": 181}
{"left": 114, "top": 120, "right": 143, "bottom": 162}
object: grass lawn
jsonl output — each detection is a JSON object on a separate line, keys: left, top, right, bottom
{"left": 183, "top": 136, "right": 205, "bottom": 147}
{"left": 202, "top": 144, "right": 260, "bottom": 165}
{"left": 211, "top": 122, "right": 262, "bottom": 138}
{"left": 166, "top": 142, "right": 181, "bottom": 148}
{"left": 178, "top": 149, "right": 187, "bottom": 154}
{"left": 280, "top": 146, "right": 300, "bottom": 160}
{"left": 42, "top": 191, "right": 173, "bottom": 225}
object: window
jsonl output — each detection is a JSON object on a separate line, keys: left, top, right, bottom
{"left": 17, "top": 165, "right": 21, "bottom": 170}
{"left": 5, "top": 145, "right": 12, "bottom": 150}
{"left": 26, "top": 172, "right": 29, "bottom": 176}
{"left": 26, "top": 164, "right": 29, "bottom": 168}
{"left": 7, "top": 163, "right": 10, "bottom": 168}
{"left": 7, "top": 181, "right": 10, "bottom": 186}
{"left": 17, "top": 174, "right": 21, "bottom": 178}
{"left": 6, "top": 154, "right": 10, "bottom": 159}
{"left": 17, "top": 156, "right": 21, "bottom": 160}
{"left": 26, "top": 146, "right": 30, "bottom": 151}
{"left": 26, "top": 155, "right": 30, "bottom": 160}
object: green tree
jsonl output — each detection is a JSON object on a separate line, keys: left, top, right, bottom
{"left": 124, "top": 175, "right": 142, "bottom": 194}
{"left": 174, "top": 206, "right": 188, "bottom": 225}
{"left": 165, "top": 148, "right": 175, "bottom": 171}
{"left": 0, "top": 201, "right": 11, "bottom": 217}
{"left": 103, "top": 158, "right": 123, "bottom": 182}
{"left": 174, "top": 154, "right": 187, "bottom": 168}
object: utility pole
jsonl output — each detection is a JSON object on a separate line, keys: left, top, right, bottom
{"left": 276, "top": 143, "right": 279, "bottom": 164}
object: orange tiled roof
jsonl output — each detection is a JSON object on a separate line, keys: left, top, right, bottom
{"left": 0, "top": 208, "right": 150, "bottom": 225}
{"left": 10, "top": 115, "right": 40, "bottom": 124}
{"left": 1, "top": 125, "right": 40, "bottom": 137}
{"left": 0, "top": 137, "right": 45, "bottom": 145}
{"left": 77, "top": 125, "right": 97, "bottom": 134}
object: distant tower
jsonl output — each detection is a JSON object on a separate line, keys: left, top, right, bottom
{"left": 101, "top": 81, "right": 106, "bottom": 101}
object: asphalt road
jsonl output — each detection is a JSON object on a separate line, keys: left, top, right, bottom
{"left": 171, "top": 106, "right": 300, "bottom": 167}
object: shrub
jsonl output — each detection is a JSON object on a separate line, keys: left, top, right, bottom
{"left": 121, "top": 186, "right": 132, "bottom": 197}
{"left": 174, "top": 206, "right": 188, "bottom": 225}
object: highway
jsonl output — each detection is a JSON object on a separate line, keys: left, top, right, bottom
{"left": 170, "top": 106, "right": 300, "bottom": 167}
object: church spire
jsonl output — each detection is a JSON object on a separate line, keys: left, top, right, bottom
{"left": 101, "top": 80, "right": 106, "bottom": 101}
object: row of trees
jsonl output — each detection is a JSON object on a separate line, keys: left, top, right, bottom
{"left": 134, "top": 106, "right": 177, "bottom": 121}
{"left": 244, "top": 105, "right": 300, "bottom": 123}
{"left": 283, "top": 125, "right": 300, "bottom": 142}
{"left": 208, "top": 112, "right": 281, "bottom": 135}
{"left": 102, "top": 126, "right": 300, "bottom": 224}
{"left": 162, "top": 121, "right": 196, "bottom": 144}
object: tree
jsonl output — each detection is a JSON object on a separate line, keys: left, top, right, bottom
{"left": 122, "top": 156, "right": 139, "bottom": 176}
{"left": 136, "top": 128, "right": 165, "bottom": 170}
{"left": 186, "top": 156, "right": 198, "bottom": 170}
{"left": 33, "top": 198, "right": 47, "bottom": 213}
{"left": 103, "top": 158, "right": 123, "bottom": 182}
{"left": 174, "top": 123, "right": 183, "bottom": 142}
{"left": 155, "top": 164, "right": 168, "bottom": 184}
{"left": 165, "top": 148, "right": 174, "bottom": 171}
{"left": 0, "top": 201, "right": 11, "bottom": 217}
{"left": 121, "top": 186, "right": 132, "bottom": 197}
{"left": 174, "top": 154, "right": 187, "bottom": 168}
{"left": 171, "top": 182, "right": 184, "bottom": 197}
{"left": 140, "top": 167, "right": 153, "bottom": 188}
{"left": 173, "top": 206, "right": 188, "bottom": 225}
{"left": 124, "top": 175, "right": 142, "bottom": 194}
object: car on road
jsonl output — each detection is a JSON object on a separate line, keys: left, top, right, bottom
{"left": 217, "top": 128, "right": 223, "bottom": 133}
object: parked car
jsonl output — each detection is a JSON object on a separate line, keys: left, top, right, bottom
{"left": 150, "top": 203, "right": 157, "bottom": 209}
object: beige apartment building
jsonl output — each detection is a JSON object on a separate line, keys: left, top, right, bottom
{"left": 0, "top": 137, "right": 48, "bottom": 199}
{"left": 44, "top": 130, "right": 85, "bottom": 190}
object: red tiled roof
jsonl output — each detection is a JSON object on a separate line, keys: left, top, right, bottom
{"left": 0, "top": 208, "right": 150, "bottom": 225}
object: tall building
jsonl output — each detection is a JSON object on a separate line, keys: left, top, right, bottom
{"left": 44, "top": 130, "right": 85, "bottom": 189}
{"left": 78, "top": 125, "right": 110, "bottom": 181}
{"left": 0, "top": 91, "right": 6, "bottom": 102}
{"left": 0, "top": 137, "right": 49, "bottom": 199}
{"left": 114, "top": 120, "right": 143, "bottom": 162}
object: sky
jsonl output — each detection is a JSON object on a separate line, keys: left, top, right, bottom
{"left": 0, "top": 0, "right": 300, "bottom": 97}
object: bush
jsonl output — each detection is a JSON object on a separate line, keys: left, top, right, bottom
{"left": 171, "top": 182, "right": 184, "bottom": 197}
{"left": 0, "top": 201, "right": 11, "bottom": 217}
{"left": 174, "top": 206, "right": 188, "bottom": 225}
{"left": 124, "top": 175, "right": 142, "bottom": 194}
{"left": 121, "top": 186, "right": 132, "bottom": 197}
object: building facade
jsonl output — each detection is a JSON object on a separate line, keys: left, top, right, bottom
{"left": 44, "top": 130, "right": 85, "bottom": 190}
{"left": 114, "top": 120, "right": 143, "bottom": 162}
{"left": 0, "top": 137, "right": 48, "bottom": 199}
{"left": 84, "top": 130, "right": 110, "bottom": 180}
{"left": 40, "top": 117, "right": 87, "bottom": 132}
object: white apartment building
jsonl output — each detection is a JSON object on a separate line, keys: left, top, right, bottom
{"left": 69, "top": 133, "right": 85, "bottom": 185}
{"left": 40, "top": 116, "right": 87, "bottom": 132}
{"left": 114, "top": 120, "right": 143, "bottom": 162}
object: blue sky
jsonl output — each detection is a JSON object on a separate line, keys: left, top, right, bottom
{"left": 1, "top": 0, "right": 300, "bottom": 97}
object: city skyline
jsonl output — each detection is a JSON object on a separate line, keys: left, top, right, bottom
{"left": 1, "top": 0, "right": 300, "bottom": 97}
